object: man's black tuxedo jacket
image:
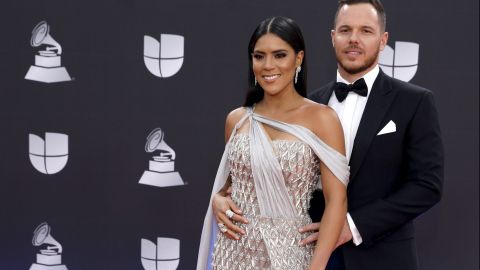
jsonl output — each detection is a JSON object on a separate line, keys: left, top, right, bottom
{"left": 308, "top": 70, "right": 444, "bottom": 270}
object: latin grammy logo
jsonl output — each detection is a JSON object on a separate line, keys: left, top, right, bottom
{"left": 141, "top": 238, "right": 180, "bottom": 270}
{"left": 25, "top": 21, "right": 72, "bottom": 83}
{"left": 29, "top": 222, "right": 68, "bottom": 270}
{"left": 139, "top": 128, "right": 184, "bottom": 187}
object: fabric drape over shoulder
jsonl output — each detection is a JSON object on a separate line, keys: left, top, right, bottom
{"left": 196, "top": 107, "right": 349, "bottom": 270}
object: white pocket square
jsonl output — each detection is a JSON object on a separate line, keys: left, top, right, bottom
{"left": 377, "top": 120, "right": 396, "bottom": 135}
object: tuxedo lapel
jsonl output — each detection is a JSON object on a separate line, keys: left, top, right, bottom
{"left": 316, "top": 81, "right": 335, "bottom": 105}
{"left": 349, "top": 71, "right": 398, "bottom": 179}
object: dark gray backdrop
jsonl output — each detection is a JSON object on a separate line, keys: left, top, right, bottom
{"left": 0, "top": 0, "right": 478, "bottom": 269}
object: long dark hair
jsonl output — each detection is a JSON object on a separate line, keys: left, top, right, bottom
{"left": 244, "top": 16, "right": 308, "bottom": 107}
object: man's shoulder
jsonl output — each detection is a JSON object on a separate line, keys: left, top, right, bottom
{"left": 381, "top": 74, "right": 438, "bottom": 113}
{"left": 387, "top": 74, "right": 433, "bottom": 98}
{"left": 308, "top": 81, "right": 336, "bottom": 101}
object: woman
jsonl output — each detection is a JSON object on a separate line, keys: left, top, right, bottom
{"left": 197, "top": 17, "right": 349, "bottom": 270}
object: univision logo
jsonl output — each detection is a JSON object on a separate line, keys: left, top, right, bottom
{"left": 29, "top": 133, "right": 68, "bottom": 174}
{"left": 144, "top": 34, "right": 184, "bottom": 78}
{"left": 379, "top": 41, "right": 419, "bottom": 82}
{"left": 141, "top": 238, "right": 180, "bottom": 270}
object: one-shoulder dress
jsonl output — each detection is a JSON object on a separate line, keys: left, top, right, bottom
{"left": 197, "top": 108, "right": 349, "bottom": 270}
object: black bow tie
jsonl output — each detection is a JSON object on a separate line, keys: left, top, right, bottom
{"left": 334, "top": 78, "right": 368, "bottom": 102}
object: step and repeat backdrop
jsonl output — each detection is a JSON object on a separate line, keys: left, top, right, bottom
{"left": 0, "top": 0, "right": 478, "bottom": 269}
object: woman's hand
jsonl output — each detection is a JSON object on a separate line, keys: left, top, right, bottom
{"left": 212, "top": 191, "right": 249, "bottom": 240}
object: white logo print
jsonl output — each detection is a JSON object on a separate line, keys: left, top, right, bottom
{"left": 144, "top": 34, "right": 184, "bottom": 78}
{"left": 25, "top": 21, "right": 72, "bottom": 83}
{"left": 379, "top": 41, "right": 419, "bottom": 82}
{"left": 29, "top": 222, "right": 68, "bottom": 270}
{"left": 139, "top": 128, "right": 184, "bottom": 187}
{"left": 141, "top": 238, "right": 180, "bottom": 270}
{"left": 29, "top": 132, "right": 68, "bottom": 174}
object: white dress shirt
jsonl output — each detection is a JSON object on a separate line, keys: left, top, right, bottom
{"left": 328, "top": 65, "right": 380, "bottom": 246}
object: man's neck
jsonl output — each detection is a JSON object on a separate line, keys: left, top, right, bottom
{"left": 338, "top": 64, "right": 378, "bottom": 83}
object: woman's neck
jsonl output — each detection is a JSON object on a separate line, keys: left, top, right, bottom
{"left": 255, "top": 87, "right": 304, "bottom": 115}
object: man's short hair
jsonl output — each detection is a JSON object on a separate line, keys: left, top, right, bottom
{"left": 334, "top": 0, "right": 387, "bottom": 31}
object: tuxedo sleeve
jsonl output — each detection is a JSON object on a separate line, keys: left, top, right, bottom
{"left": 350, "top": 90, "right": 444, "bottom": 247}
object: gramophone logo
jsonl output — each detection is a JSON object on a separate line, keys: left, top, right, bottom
{"left": 25, "top": 21, "right": 72, "bottom": 83}
{"left": 139, "top": 128, "right": 184, "bottom": 187}
{"left": 141, "top": 238, "right": 180, "bottom": 270}
{"left": 379, "top": 41, "right": 419, "bottom": 82}
{"left": 29, "top": 222, "right": 68, "bottom": 270}
{"left": 144, "top": 34, "right": 184, "bottom": 78}
{"left": 29, "top": 132, "right": 69, "bottom": 174}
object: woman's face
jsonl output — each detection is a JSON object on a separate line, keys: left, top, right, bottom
{"left": 252, "top": 33, "right": 303, "bottom": 97}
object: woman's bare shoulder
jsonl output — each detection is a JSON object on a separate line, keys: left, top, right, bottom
{"left": 225, "top": 107, "right": 248, "bottom": 140}
{"left": 300, "top": 101, "right": 342, "bottom": 137}
{"left": 300, "top": 100, "right": 345, "bottom": 153}
{"left": 226, "top": 107, "right": 248, "bottom": 126}
{"left": 302, "top": 100, "right": 339, "bottom": 125}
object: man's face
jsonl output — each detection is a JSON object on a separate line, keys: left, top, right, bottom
{"left": 332, "top": 3, "right": 388, "bottom": 76}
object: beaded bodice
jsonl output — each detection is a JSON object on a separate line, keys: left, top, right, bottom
{"left": 228, "top": 133, "right": 320, "bottom": 218}
{"left": 212, "top": 133, "right": 320, "bottom": 270}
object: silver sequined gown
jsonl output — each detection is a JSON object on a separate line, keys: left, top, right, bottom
{"left": 212, "top": 134, "right": 320, "bottom": 270}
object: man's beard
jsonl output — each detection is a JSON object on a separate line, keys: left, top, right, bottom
{"left": 336, "top": 46, "right": 380, "bottom": 75}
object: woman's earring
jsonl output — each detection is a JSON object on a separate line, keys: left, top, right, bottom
{"left": 295, "top": 66, "right": 301, "bottom": 84}
{"left": 255, "top": 77, "right": 257, "bottom": 85}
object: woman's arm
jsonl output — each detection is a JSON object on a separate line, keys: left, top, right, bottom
{"left": 308, "top": 106, "right": 348, "bottom": 270}
{"left": 211, "top": 108, "right": 249, "bottom": 240}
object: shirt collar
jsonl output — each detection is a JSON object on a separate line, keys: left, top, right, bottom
{"left": 336, "top": 65, "right": 380, "bottom": 96}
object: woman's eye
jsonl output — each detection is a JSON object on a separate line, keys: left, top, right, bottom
{"left": 253, "top": 54, "right": 264, "bottom": 60}
{"left": 275, "top": 53, "right": 287, "bottom": 58}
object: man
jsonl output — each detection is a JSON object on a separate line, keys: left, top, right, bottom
{"left": 212, "top": 1, "right": 443, "bottom": 269}
{"left": 302, "top": 0, "right": 444, "bottom": 269}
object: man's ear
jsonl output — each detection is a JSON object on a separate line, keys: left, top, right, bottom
{"left": 379, "top": 31, "right": 389, "bottom": 51}
{"left": 331, "top": 29, "right": 336, "bottom": 47}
